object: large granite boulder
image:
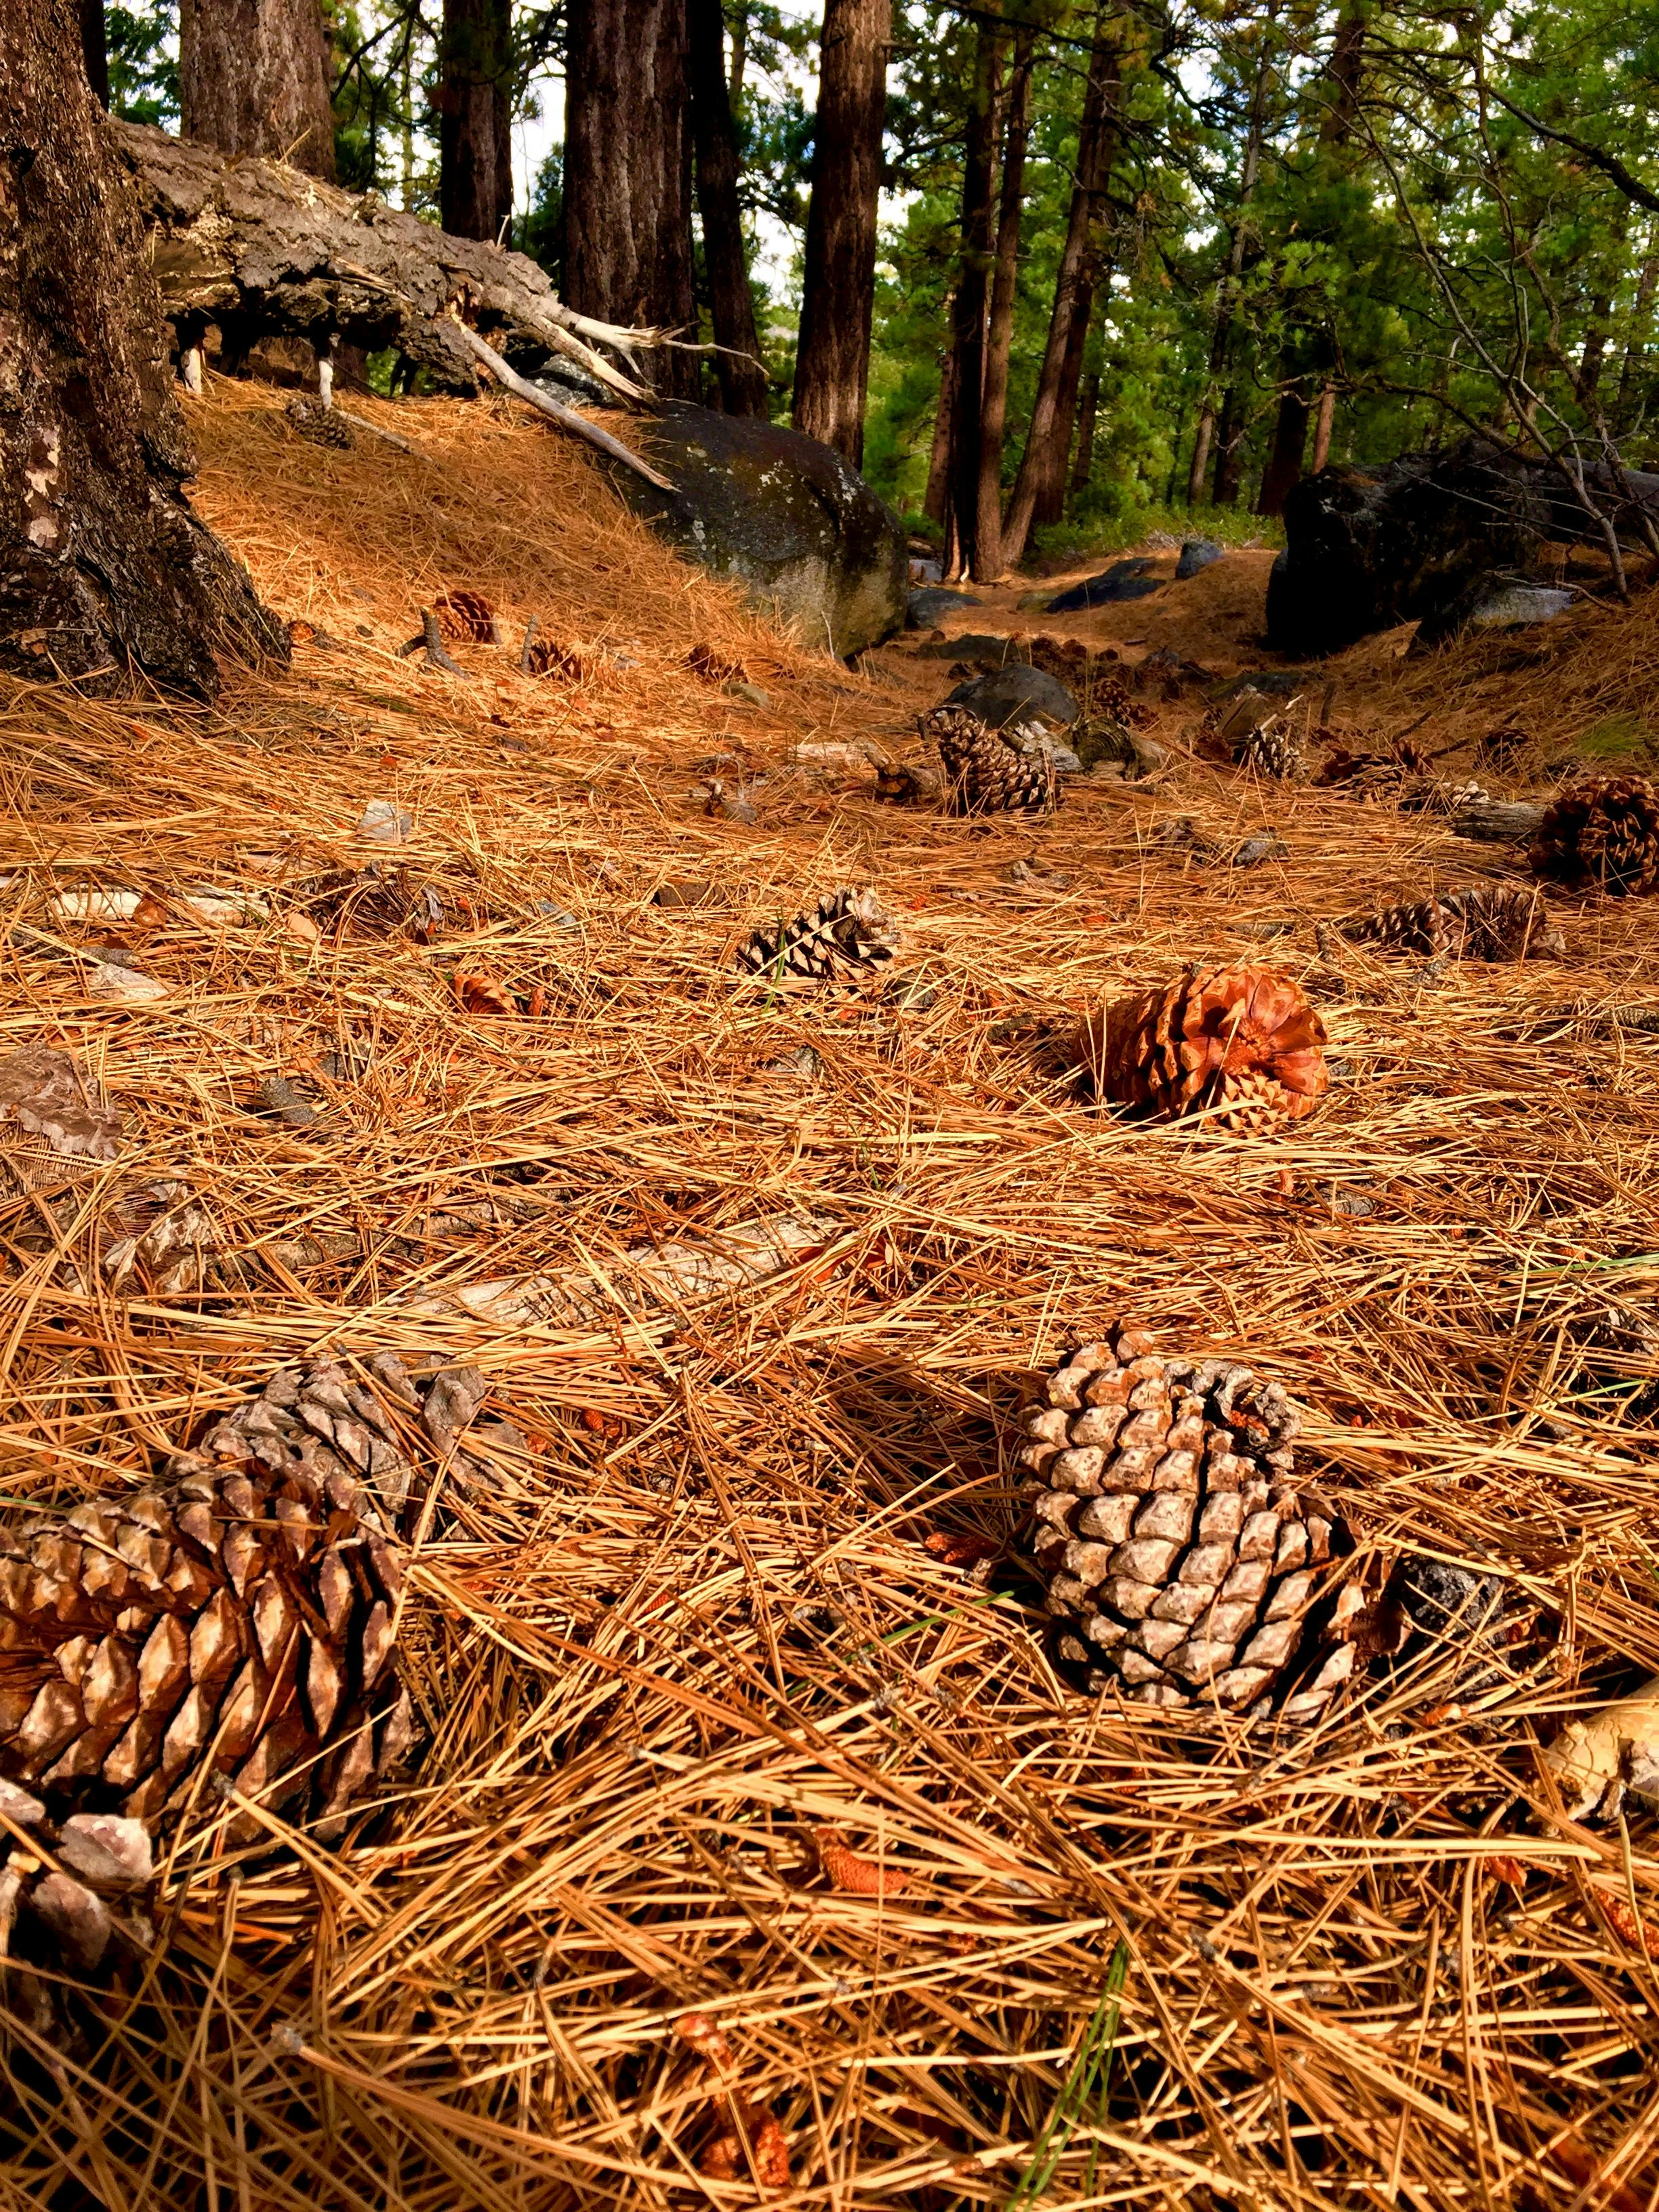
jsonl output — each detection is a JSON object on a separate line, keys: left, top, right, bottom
{"left": 1267, "top": 438, "right": 1659, "bottom": 655}
{"left": 1046, "top": 558, "right": 1165, "bottom": 613}
{"left": 615, "top": 404, "right": 905, "bottom": 656}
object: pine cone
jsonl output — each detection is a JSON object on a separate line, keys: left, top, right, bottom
{"left": 1332, "top": 884, "right": 1563, "bottom": 962}
{"left": 733, "top": 889, "right": 899, "bottom": 985}
{"left": 285, "top": 396, "right": 353, "bottom": 448}
{"left": 1530, "top": 774, "right": 1659, "bottom": 896}
{"left": 1233, "top": 717, "right": 1307, "bottom": 782}
{"left": 1019, "top": 1329, "right": 1370, "bottom": 1716}
{"left": 0, "top": 1044, "right": 122, "bottom": 1203}
{"left": 924, "top": 705, "right": 1057, "bottom": 815}
{"left": 1080, "top": 966, "right": 1328, "bottom": 1132}
{"left": 0, "top": 1354, "right": 487, "bottom": 1843}
{"left": 434, "top": 590, "right": 502, "bottom": 644}
{"left": 0, "top": 1780, "right": 155, "bottom": 1978}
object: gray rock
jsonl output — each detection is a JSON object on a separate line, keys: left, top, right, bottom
{"left": 907, "top": 586, "right": 983, "bottom": 628}
{"left": 944, "top": 665, "right": 1078, "bottom": 730}
{"left": 616, "top": 403, "right": 905, "bottom": 656}
{"left": 1176, "top": 537, "right": 1225, "bottom": 579}
{"left": 1046, "top": 559, "right": 1166, "bottom": 613}
{"left": 1231, "top": 834, "right": 1289, "bottom": 867}
{"left": 1467, "top": 585, "right": 1574, "bottom": 630}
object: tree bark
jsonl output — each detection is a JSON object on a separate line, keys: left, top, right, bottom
{"left": 687, "top": 0, "right": 769, "bottom": 414}
{"left": 1256, "top": 382, "right": 1310, "bottom": 514}
{"left": 972, "top": 29, "right": 1032, "bottom": 579}
{"left": 1069, "top": 368, "right": 1100, "bottom": 499}
{"left": 1, "top": 0, "right": 286, "bottom": 694}
{"left": 438, "top": 0, "right": 514, "bottom": 245}
{"left": 565, "top": 0, "right": 698, "bottom": 396}
{"left": 178, "top": 0, "right": 336, "bottom": 182}
{"left": 78, "top": 0, "right": 106, "bottom": 104}
{"left": 1184, "top": 28, "right": 1274, "bottom": 514}
{"left": 1000, "top": 7, "right": 1120, "bottom": 566}
{"left": 1211, "top": 383, "right": 1245, "bottom": 504}
{"left": 923, "top": 327, "right": 956, "bottom": 525}
{"left": 1616, "top": 248, "right": 1659, "bottom": 423}
{"left": 792, "top": 0, "right": 890, "bottom": 464}
{"left": 1311, "top": 382, "right": 1336, "bottom": 470}
{"left": 947, "top": 18, "right": 1001, "bottom": 580}
{"left": 1033, "top": 285, "right": 1095, "bottom": 527}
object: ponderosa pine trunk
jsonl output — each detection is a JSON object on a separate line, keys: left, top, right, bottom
{"left": 78, "top": 0, "right": 106, "bottom": 102}
{"left": 438, "top": 0, "right": 514, "bottom": 244}
{"left": 687, "top": 0, "right": 769, "bottom": 414}
{"left": 924, "top": 327, "right": 957, "bottom": 525}
{"left": 947, "top": 19, "right": 1002, "bottom": 580}
{"left": 1212, "top": 384, "right": 1245, "bottom": 504}
{"left": 565, "top": 0, "right": 698, "bottom": 396}
{"left": 792, "top": 0, "right": 890, "bottom": 464}
{"left": 1, "top": 0, "right": 286, "bottom": 693}
{"left": 1069, "top": 369, "right": 1100, "bottom": 499}
{"left": 1310, "top": 383, "right": 1336, "bottom": 470}
{"left": 1000, "top": 7, "right": 1120, "bottom": 566}
{"left": 1256, "top": 382, "right": 1310, "bottom": 514}
{"left": 1184, "top": 27, "right": 1274, "bottom": 510}
{"left": 178, "top": 0, "right": 336, "bottom": 181}
{"left": 974, "top": 30, "right": 1033, "bottom": 580}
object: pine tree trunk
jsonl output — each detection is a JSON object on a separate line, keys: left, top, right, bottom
{"left": 178, "top": 0, "right": 336, "bottom": 182}
{"left": 972, "top": 31, "right": 1033, "bottom": 580}
{"left": 1, "top": 0, "right": 287, "bottom": 694}
{"left": 688, "top": 0, "right": 769, "bottom": 414}
{"left": 1212, "top": 384, "right": 1245, "bottom": 505}
{"left": 1186, "top": 405, "right": 1216, "bottom": 508}
{"left": 1000, "top": 7, "right": 1120, "bottom": 567}
{"left": 792, "top": 0, "right": 891, "bottom": 465}
{"left": 1256, "top": 382, "right": 1309, "bottom": 514}
{"left": 947, "top": 19, "right": 1002, "bottom": 581}
{"left": 1311, "top": 382, "right": 1336, "bottom": 470}
{"left": 924, "top": 330, "right": 957, "bottom": 525}
{"left": 565, "top": 0, "right": 699, "bottom": 396}
{"left": 78, "top": 0, "right": 106, "bottom": 102}
{"left": 1069, "top": 369, "right": 1099, "bottom": 501}
{"left": 1033, "top": 286, "right": 1096, "bottom": 527}
{"left": 438, "top": 0, "right": 514, "bottom": 244}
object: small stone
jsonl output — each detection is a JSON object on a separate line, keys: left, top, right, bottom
{"left": 1231, "top": 834, "right": 1289, "bottom": 867}
{"left": 653, "top": 880, "right": 716, "bottom": 909}
{"left": 358, "top": 798, "right": 412, "bottom": 844}
{"left": 724, "top": 680, "right": 772, "bottom": 710}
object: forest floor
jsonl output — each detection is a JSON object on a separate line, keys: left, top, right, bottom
{"left": 3, "top": 380, "right": 1659, "bottom": 2209}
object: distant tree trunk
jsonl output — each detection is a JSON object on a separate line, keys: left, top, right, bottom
{"left": 924, "top": 329, "right": 956, "bottom": 525}
{"left": 1000, "top": 7, "right": 1120, "bottom": 566}
{"left": 972, "top": 29, "right": 1033, "bottom": 579}
{"left": 792, "top": 0, "right": 890, "bottom": 464}
{"left": 1311, "top": 382, "right": 1336, "bottom": 470}
{"left": 1184, "top": 28, "right": 1273, "bottom": 513}
{"left": 1034, "top": 287, "right": 1097, "bottom": 527}
{"left": 565, "top": 0, "right": 698, "bottom": 396}
{"left": 688, "top": 0, "right": 769, "bottom": 413}
{"left": 1069, "top": 369, "right": 1099, "bottom": 501}
{"left": 1578, "top": 295, "right": 1613, "bottom": 409}
{"left": 1616, "top": 250, "right": 1659, "bottom": 425}
{"left": 1212, "top": 384, "right": 1245, "bottom": 504}
{"left": 79, "top": 0, "right": 106, "bottom": 102}
{"left": 1256, "top": 381, "right": 1309, "bottom": 513}
{"left": 947, "top": 18, "right": 1002, "bottom": 580}
{"left": 178, "top": 0, "right": 336, "bottom": 182}
{"left": 438, "top": 0, "right": 514, "bottom": 244}
{"left": 2, "top": 0, "right": 286, "bottom": 694}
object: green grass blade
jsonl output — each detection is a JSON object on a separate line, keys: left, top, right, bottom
{"left": 1006, "top": 1939, "right": 1129, "bottom": 2208}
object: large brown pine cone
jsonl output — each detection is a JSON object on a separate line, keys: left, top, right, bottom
{"left": 1080, "top": 966, "right": 1328, "bottom": 1132}
{"left": 924, "top": 705, "right": 1058, "bottom": 815}
{"left": 0, "top": 1353, "right": 490, "bottom": 1845}
{"left": 0, "top": 1780, "right": 155, "bottom": 1977}
{"left": 1019, "top": 1330, "right": 1370, "bottom": 1717}
{"left": 1530, "top": 774, "right": 1659, "bottom": 896}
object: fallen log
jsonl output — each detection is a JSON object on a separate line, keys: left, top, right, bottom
{"left": 1452, "top": 800, "right": 1549, "bottom": 842}
{"left": 111, "top": 120, "right": 663, "bottom": 405}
